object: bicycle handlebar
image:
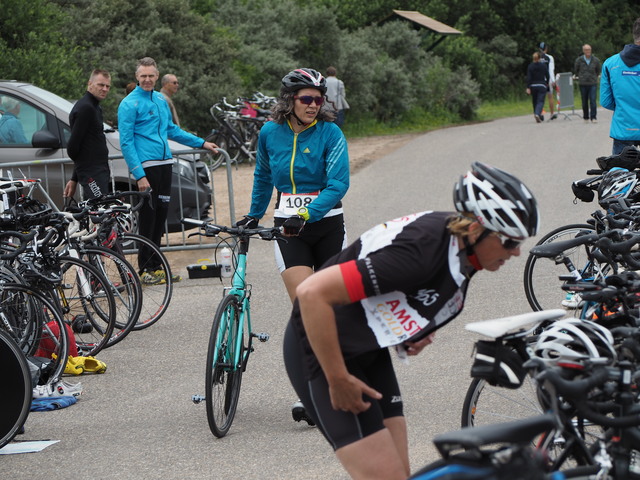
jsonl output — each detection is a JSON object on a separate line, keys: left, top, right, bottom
{"left": 84, "top": 190, "right": 149, "bottom": 213}
{"left": 182, "top": 218, "right": 283, "bottom": 240}
{"left": 596, "top": 234, "right": 640, "bottom": 253}
{"left": 533, "top": 364, "right": 640, "bottom": 428}
{"left": 0, "top": 230, "right": 36, "bottom": 260}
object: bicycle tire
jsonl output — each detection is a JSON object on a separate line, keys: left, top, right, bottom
{"left": 0, "top": 283, "right": 69, "bottom": 386}
{"left": 203, "top": 132, "right": 230, "bottom": 171}
{"left": 461, "top": 377, "right": 545, "bottom": 428}
{"left": 58, "top": 256, "right": 117, "bottom": 357}
{"left": 224, "top": 118, "right": 245, "bottom": 164}
{"left": 205, "top": 294, "right": 244, "bottom": 437}
{"left": 116, "top": 233, "right": 173, "bottom": 330}
{"left": 462, "top": 377, "right": 600, "bottom": 470}
{"left": 0, "top": 329, "right": 32, "bottom": 449}
{"left": 81, "top": 246, "right": 142, "bottom": 347}
{"left": 523, "top": 224, "right": 602, "bottom": 312}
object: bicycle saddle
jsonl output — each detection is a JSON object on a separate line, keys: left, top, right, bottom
{"left": 433, "top": 414, "right": 556, "bottom": 458}
{"left": 529, "top": 232, "right": 599, "bottom": 258}
{"left": 465, "top": 309, "right": 565, "bottom": 339}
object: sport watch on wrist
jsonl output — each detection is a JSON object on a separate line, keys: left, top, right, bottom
{"left": 297, "top": 207, "right": 310, "bottom": 221}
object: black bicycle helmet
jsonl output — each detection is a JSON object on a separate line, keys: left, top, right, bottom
{"left": 281, "top": 68, "right": 326, "bottom": 94}
{"left": 453, "top": 162, "right": 539, "bottom": 238}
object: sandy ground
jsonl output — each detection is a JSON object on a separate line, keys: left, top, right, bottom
{"left": 167, "top": 133, "right": 421, "bottom": 271}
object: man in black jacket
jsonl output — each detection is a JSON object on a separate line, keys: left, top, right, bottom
{"left": 63, "top": 69, "right": 112, "bottom": 200}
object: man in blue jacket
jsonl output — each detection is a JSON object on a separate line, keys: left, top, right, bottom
{"left": 601, "top": 18, "right": 640, "bottom": 155}
{"left": 118, "top": 57, "right": 217, "bottom": 284}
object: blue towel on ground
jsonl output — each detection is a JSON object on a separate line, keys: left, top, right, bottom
{"left": 31, "top": 396, "right": 77, "bottom": 411}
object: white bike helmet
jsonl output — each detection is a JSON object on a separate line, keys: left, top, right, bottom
{"left": 453, "top": 162, "right": 539, "bottom": 238}
{"left": 534, "top": 319, "right": 616, "bottom": 367}
{"left": 115, "top": 207, "right": 137, "bottom": 234}
{"left": 597, "top": 167, "right": 639, "bottom": 205}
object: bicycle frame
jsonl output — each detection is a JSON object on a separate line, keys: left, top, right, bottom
{"left": 217, "top": 237, "right": 253, "bottom": 374}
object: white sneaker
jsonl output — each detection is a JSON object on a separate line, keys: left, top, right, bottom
{"left": 33, "top": 380, "right": 83, "bottom": 399}
{"left": 561, "top": 293, "right": 583, "bottom": 309}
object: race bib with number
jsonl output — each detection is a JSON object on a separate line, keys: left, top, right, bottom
{"left": 275, "top": 192, "right": 319, "bottom": 217}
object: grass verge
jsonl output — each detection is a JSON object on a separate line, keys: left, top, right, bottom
{"left": 343, "top": 96, "right": 550, "bottom": 139}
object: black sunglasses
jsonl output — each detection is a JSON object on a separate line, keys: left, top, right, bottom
{"left": 495, "top": 233, "right": 523, "bottom": 250}
{"left": 294, "top": 95, "right": 324, "bottom": 106}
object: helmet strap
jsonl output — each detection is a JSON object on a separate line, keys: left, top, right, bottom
{"left": 462, "top": 228, "right": 492, "bottom": 270}
{"left": 290, "top": 111, "right": 310, "bottom": 127}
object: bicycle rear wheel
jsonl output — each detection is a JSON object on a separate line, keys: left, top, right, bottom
{"left": 461, "top": 377, "right": 600, "bottom": 470}
{"left": 461, "top": 377, "right": 544, "bottom": 428}
{"left": 82, "top": 246, "right": 142, "bottom": 347}
{"left": 203, "top": 132, "right": 228, "bottom": 171}
{"left": 0, "top": 329, "right": 32, "bottom": 449}
{"left": 117, "top": 233, "right": 172, "bottom": 330}
{"left": 523, "top": 224, "right": 601, "bottom": 312}
{"left": 205, "top": 295, "right": 244, "bottom": 437}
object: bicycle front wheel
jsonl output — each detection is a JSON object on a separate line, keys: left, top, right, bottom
{"left": 0, "top": 329, "right": 32, "bottom": 449}
{"left": 205, "top": 295, "right": 244, "bottom": 438}
{"left": 0, "top": 283, "right": 69, "bottom": 386}
{"left": 59, "top": 256, "right": 117, "bottom": 356}
{"left": 523, "top": 224, "right": 600, "bottom": 312}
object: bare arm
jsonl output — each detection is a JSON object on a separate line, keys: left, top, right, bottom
{"left": 296, "top": 265, "right": 382, "bottom": 413}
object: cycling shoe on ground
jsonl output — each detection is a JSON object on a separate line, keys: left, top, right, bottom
{"left": 292, "top": 400, "right": 315, "bottom": 426}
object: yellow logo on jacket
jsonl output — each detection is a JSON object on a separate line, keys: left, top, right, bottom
{"left": 303, "top": 147, "right": 310, "bottom": 153}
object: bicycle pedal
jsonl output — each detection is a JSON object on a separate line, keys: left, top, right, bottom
{"left": 192, "top": 394, "right": 205, "bottom": 404}
{"left": 252, "top": 332, "right": 269, "bottom": 342}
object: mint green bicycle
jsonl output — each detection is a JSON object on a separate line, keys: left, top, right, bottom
{"left": 186, "top": 219, "right": 282, "bottom": 437}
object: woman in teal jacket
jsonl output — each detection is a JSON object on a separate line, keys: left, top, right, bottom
{"left": 236, "top": 68, "right": 350, "bottom": 423}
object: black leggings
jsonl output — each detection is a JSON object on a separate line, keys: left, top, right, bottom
{"left": 274, "top": 214, "right": 346, "bottom": 273}
{"left": 283, "top": 321, "right": 404, "bottom": 450}
{"left": 137, "top": 164, "right": 172, "bottom": 271}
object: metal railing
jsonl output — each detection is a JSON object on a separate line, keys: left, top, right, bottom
{"left": 0, "top": 148, "right": 237, "bottom": 251}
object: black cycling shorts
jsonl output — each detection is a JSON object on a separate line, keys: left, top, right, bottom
{"left": 274, "top": 214, "right": 346, "bottom": 273}
{"left": 283, "top": 321, "right": 404, "bottom": 450}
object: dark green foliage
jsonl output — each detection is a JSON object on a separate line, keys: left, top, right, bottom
{"left": 6, "top": 0, "right": 638, "bottom": 132}
{"left": 48, "top": 0, "right": 243, "bottom": 136}
{"left": 0, "top": 0, "right": 81, "bottom": 97}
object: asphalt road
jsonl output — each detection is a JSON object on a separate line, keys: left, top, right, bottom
{"left": 2, "top": 109, "right": 611, "bottom": 479}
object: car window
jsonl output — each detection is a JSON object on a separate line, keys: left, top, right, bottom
{"left": 0, "top": 94, "right": 47, "bottom": 146}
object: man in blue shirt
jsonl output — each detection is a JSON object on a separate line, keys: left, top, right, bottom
{"left": 118, "top": 57, "right": 217, "bottom": 284}
{"left": 601, "top": 18, "right": 640, "bottom": 154}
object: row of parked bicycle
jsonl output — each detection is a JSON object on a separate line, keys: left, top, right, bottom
{"left": 411, "top": 146, "right": 640, "bottom": 479}
{"left": 0, "top": 181, "right": 177, "bottom": 448}
{"left": 202, "top": 92, "right": 276, "bottom": 170}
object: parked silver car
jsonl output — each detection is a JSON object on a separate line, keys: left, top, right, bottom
{"left": 0, "top": 80, "right": 211, "bottom": 232}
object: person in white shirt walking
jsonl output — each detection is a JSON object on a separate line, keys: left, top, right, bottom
{"left": 325, "top": 66, "right": 349, "bottom": 128}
